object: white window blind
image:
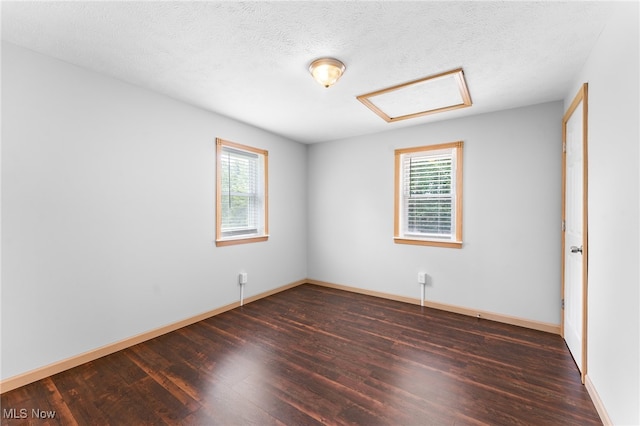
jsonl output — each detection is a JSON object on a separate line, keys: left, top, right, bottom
{"left": 220, "top": 146, "right": 264, "bottom": 237}
{"left": 401, "top": 148, "right": 457, "bottom": 240}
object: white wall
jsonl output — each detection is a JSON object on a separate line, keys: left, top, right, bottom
{"left": 1, "top": 42, "right": 308, "bottom": 380}
{"left": 4, "top": 7, "right": 637, "bottom": 420}
{"left": 308, "top": 101, "right": 563, "bottom": 325}
{"left": 564, "top": 2, "right": 639, "bottom": 424}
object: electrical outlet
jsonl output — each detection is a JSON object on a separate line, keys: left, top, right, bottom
{"left": 418, "top": 272, "right": 426, "bottom": 284}
{"left": 239, "top": 272, "right": 248, "bottom": 285}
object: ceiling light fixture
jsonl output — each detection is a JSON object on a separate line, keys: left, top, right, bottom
{"left": 309, "top": 58, "right": 345, "bottom": 88}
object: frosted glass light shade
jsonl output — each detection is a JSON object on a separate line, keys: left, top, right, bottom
{"left": 309, "top": 58, "right": 345, "bottom": 88}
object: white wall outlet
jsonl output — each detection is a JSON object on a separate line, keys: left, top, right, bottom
{"left": 239, "top": 272, "right": 248, "bottom": 285}
{"left": 418, "top": 272, "right": 427, "bottom": 284}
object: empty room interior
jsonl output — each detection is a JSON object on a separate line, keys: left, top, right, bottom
{"left": 1, "top": 1, "right": 639, "bottom": 425}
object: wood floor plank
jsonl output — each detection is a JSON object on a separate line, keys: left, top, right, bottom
{"left": 2, "top": 284, "right": 601, "bottom": 425}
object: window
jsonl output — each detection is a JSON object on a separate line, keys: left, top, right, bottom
{"left": 216, "top": 138, "right": 268, "bottom": 246}
{"left": 394, "top": 141, "right": 463, "bottom": 248}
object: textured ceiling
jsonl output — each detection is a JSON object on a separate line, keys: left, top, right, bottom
{"left": 1, "top": 1, "right": 614, "bottom": 144}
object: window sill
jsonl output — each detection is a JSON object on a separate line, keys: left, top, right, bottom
{"left": 394, "top": 237, "right": 462, "bottom": 249}
{"left": 216, "top": 235, "right": 269, "bottom": 247}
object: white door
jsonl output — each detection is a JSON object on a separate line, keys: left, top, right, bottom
{"left": 562, "top": 84, "right": 588, "bottom": 383}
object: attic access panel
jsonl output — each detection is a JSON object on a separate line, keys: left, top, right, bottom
{"left": 357, "top": 68, "right": 472, "bottom": 122}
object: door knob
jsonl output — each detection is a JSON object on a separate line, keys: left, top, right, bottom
{"left": 570, "top": 245, "right": 583, "bottom": 254}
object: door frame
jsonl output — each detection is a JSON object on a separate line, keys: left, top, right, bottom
{"left": 561, "top": 83, "right": 589, "bottom": 384}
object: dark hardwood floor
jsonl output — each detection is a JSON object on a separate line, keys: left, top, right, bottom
{"left": 1, "top": 284, "right": 601, "bottom": 425}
